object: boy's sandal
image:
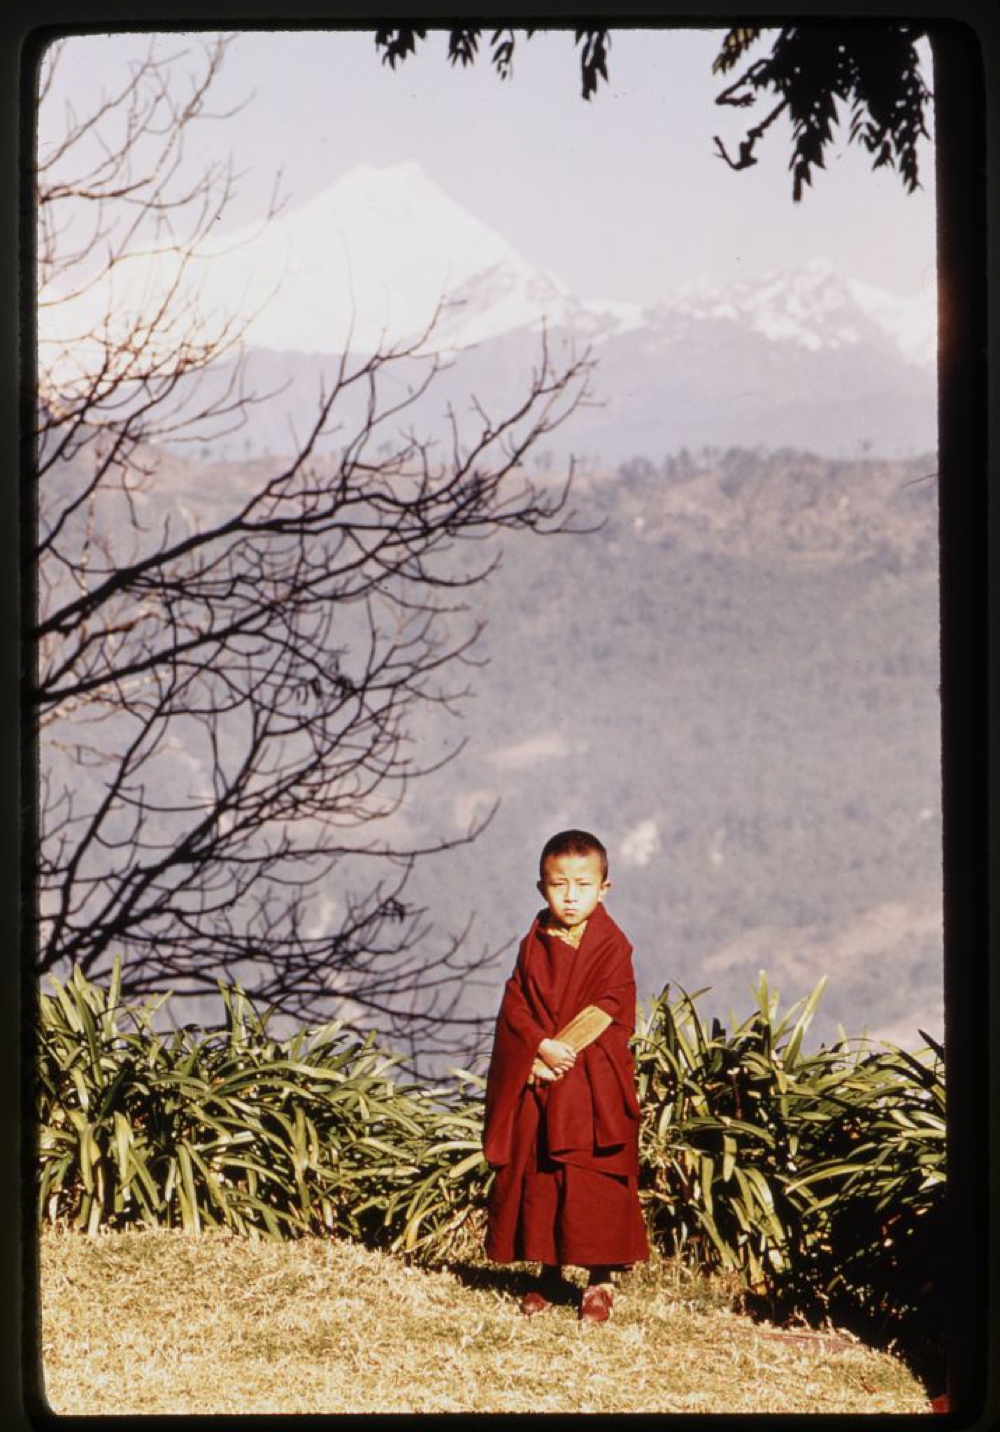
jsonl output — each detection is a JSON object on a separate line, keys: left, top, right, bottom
{"left": 579, "top": 1284, "right": 613, "bottom": 1322}
{"left": 519, "top": 1289, "right": 554, "bottom": 1316}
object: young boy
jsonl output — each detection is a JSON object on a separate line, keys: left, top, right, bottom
{"left": 482, "top": 829, "right": 649, "bottom": 1322}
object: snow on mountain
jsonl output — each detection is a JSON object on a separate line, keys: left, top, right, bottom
{"left": 658, "top": 255, "right": 936, "bottom": 370}
{"left": 198, "top": 168, "right": 932, "bottom": 365}
{"left": 192, "top": 159, "right": 641, "bottom": 353}
{"left": 39, "top": 159, "right": 934, "bottom": 377}
{"left": 37, "top": 159, "right": 641, "bottom": 363}
{"left": 844, "top": 273, "right": 938, "bottom": 368}
{"left": 38, "top": 160, "right": 936, "bottom": 461}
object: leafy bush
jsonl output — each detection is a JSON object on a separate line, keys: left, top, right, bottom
{"left": 36, "top": 960, "right": 492, "bottom": 1258}
{"left": 36, "top": 962, "right": 943, "bottom": 1361}
{"left": 634, "top": 974, "right": 944, "bottom": 1357}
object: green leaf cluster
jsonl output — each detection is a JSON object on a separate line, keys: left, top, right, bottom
{"left": 36, "top": 961, "right": 944, "bottom": 1357}
{"left": 635, "top": 975, "right": 944, "bottom": 1352}
{"left": 36, "top": 960, "right": 492, "bottom": 1259}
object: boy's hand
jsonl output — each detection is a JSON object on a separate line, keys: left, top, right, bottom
{"left": 528, "top": 1059, "right": 560, "bottom": 1086}
{"left": 538, "top": 1038, "right": 576, "bottom": 1075}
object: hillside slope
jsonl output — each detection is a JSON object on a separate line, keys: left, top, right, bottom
{"left": 38, "top": 1229, "right": 930, "bottom": 1414}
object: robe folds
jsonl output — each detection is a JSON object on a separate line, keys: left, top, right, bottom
{"left": 482, "top": 902, "right": 649, "bottom": 1266}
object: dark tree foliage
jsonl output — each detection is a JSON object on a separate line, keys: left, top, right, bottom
{"left": 375, "top": 24, "right": 930, "bottom": 199}
{"left": 375, "top": 26, "right": 610, "bottom": 99}
{"left": 713, "top": 25, "right": 931, "bottom": 200}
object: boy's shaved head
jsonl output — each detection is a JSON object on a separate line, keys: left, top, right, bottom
{"left": 539, "top": 829, "right": 609, "bottom": 881}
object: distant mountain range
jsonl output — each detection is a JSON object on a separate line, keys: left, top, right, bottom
{"left": 41, "top": 161, "right": 938, "bottom": 466}
{"left": 195, "top": 160, "right": 936, "bottom": 367}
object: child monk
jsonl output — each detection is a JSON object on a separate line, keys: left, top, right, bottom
{"left": 482, "top": 829, "right": 649, "bottom": 1322}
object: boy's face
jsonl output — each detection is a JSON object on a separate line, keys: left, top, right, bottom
{"left": 537, "top": 851, "right": 610, "bottom": 929}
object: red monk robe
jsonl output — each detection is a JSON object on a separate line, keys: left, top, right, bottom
{"left": 482, "top": 901, "right": 649, "bottom": 1267}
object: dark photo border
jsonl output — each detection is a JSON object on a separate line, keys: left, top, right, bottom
{"left": 6, "top": 2, "right": 995, "bottom": 1428}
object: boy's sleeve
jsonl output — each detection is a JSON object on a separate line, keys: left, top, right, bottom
{"left": 482, "top": 948, "right": 548, "bottom": 1167}
{"left": 497, "top": 964, "right": 548, "bottom": 1049}
{"left": 593, "top": 973, "right": 638, "bottom": 1033}
{"left": 589, "top": 952, "right": 642, "bottom": 1124}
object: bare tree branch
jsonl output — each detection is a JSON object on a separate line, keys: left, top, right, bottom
{"left": 33, "top": 35, "right": 594, "bottom": 1067}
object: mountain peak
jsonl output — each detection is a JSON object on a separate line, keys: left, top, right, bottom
{"left": 305, "top": 160, "right": 457, "bottom": 224}
{"left": 39, "top": 159, "right": 934, "bottom": 387}
{"left": 194, "top": 160, "right": 638, "bottom": 353}
{"left": 659, "top": 256, "right": 934, "bottom": 367}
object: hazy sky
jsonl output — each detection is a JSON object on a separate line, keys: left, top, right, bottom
{"left": 42, "top": 27, "right": 937, "bottom": 304}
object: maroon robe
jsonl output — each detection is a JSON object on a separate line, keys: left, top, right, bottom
{"left": 482, "top": 902, "right": 649, "bottom": 1266}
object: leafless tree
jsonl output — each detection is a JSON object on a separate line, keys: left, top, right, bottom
{"left": 31, "top": 34, "right": 593, "bottom": 1063}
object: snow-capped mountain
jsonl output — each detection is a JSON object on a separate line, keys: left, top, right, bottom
{"left": 193, "top": 159, "right": 642, "bottom": 353}
{"left": 658, "top": 257, "right": 935, "bottom": 370}
{"left": 191, "top": 160, "right": 934, "bottom": 371}
{"left": 38, "top": 160, "right": 937, "bottom": 461}
{"left": 41, "top": 159, "right": 933, "bottom": 364}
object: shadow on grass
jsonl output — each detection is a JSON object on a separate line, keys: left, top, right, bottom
{"left": 440, "top": 1259, "right": 583, "bottom": 1309}
{"left": 737, "top": 1286, "right": 946, "bottom": 1403}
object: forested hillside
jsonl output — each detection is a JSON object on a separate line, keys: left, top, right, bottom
{"left": 400, "top": 446, "right": 942, "bottom": 1053}
{"left": 39, "top": 442, "right": 941, "bottom": 1057}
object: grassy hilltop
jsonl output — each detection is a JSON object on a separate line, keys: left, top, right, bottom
{"left": 39, "top": 1229, "right": 929, "bottom": 1415}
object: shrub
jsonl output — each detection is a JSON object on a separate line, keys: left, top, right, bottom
{"left": 633, "top": 974, "right": 944, "bottom": 1358}
{"left": 36, "top": 959, "right": 492, "bottom": 1258}
{"left": 36, "top": 962, "right": 944, "bottom": 1361}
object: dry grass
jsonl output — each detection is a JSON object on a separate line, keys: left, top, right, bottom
{"left": 37, "top": 1227, "right": 930, "bottom": 1415}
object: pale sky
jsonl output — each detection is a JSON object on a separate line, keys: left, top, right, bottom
{"left": 41, "top": 27, "right": 937, "bottom": 305}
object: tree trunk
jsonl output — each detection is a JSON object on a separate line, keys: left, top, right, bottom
{"left": 931, "top": 22, "right": 988, "bottom": 1417}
